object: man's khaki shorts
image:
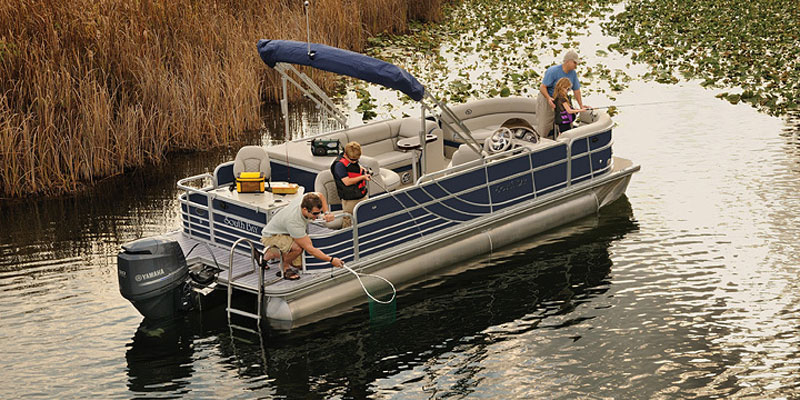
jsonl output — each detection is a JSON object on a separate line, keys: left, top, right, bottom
{"left": 261, "top": 235, "right": 301, "bottom": 267}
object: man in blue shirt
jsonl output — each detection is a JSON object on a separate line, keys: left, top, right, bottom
{"left": 536, "top": 49, "right": 591, "bottom": 137}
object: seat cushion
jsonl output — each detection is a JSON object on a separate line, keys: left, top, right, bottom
{"left": 361, "top": 140, "right": 395, "bottom": 156}
{"left": 313, "top": 169, "right": 341, "bottom": 206}
{"left": 449, "top": 144, "right": 482, "bottom": 167}
{"left": 397, "top": 117, "right": 439, "bottom": 138}
{"left": 346, "top": 122, "right": 392, "bottom": 145}
{"left": 380, "top": 169, "right": 401, "bottom": 191}
{"left": 372, "top": 150, "right": 416, "bottom": 170}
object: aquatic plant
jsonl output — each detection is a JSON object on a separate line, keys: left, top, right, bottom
{"left": 355, "top": 0, "right": 621, "bottom": 115}
{"left": 602, "top": 0, "right": 800, "bottom": 116}
{"left": 0, "top": 0, "right": 445, "bottom": 198}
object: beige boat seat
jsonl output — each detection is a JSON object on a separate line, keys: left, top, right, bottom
{"left": 359, "top": 156, "right": 401, "bottom": 193}
{"left": 448, "top": 144, "right": 482, "bottom": 168}
{"left": 233, "top": 146, "right": 270, "bottom": 179}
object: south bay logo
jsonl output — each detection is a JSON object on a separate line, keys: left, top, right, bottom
{"left": 492, "top": 176, "right": 528, "bottom": 194}
{"left": 223, "top": 217, "right": 261, "bottom": 234}
{"left": 135, "top": 268, "right": 165, "bottom": 282}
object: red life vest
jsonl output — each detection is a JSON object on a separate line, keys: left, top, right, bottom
{"left": 331, "top": 155, "right": 368, "bottom": 200}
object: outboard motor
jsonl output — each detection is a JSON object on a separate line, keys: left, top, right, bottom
{"left": 118, "top": 237, "right": 192, "bottom": 321}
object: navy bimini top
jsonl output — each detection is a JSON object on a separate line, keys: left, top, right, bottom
{"left": 257, "top": 39, "right": 425, "bottom": 101}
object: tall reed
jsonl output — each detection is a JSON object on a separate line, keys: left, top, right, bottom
{"left": 0, "top": 0, "right": 444, "bottom": 198}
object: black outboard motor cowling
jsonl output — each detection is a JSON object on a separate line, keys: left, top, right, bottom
{"left": 118, "top": 237, "right": 191, "bottom": 321}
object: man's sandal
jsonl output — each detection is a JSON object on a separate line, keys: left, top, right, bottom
{"left": 276, "top": 268, "right": 300, "bottom": 280}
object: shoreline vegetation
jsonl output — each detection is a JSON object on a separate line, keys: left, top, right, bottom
{"left": 0, "top": 0, "right": 444, "bottom": 198}
{"left": 3, "top": 0, "right": 798, "bottom": 200}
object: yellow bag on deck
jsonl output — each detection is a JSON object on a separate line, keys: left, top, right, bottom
{"left": 236, "top": 172, "right": 265, "bottom": 193}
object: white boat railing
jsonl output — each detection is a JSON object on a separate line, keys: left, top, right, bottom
{"left": 176, "top": 127, "right": 615, "bottom": 272}
{"left": 177, "top": 174, "right": 268, "bottom": 256}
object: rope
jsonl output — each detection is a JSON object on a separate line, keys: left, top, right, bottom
{"left": 342, "top": 263, "right": 396, "bottom": 304}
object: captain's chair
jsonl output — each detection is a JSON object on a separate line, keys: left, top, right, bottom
{"left": 359, "top": 156, "right": 401, "bottom": 194}
{"left": 233, "top": 146, "right": 270, "bottom": 180}
{"left": 448, "top": 144, "right": 482, "bottom": 168}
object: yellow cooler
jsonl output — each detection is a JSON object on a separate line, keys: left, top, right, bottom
{"left": 235, "top": 172, "right": 265, "bottom": 193}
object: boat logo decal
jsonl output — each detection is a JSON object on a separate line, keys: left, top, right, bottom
{"left": 135, "top": 268, "right": 165, "bottom": 282}
{"left": 223, "top": 216, "right": 261, "bottom": 234}
{"left": 492, "top": 177, "right": 528, "bottom": 194}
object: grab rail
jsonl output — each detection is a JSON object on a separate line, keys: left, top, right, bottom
{"left": 226, "top": 238, "right": 264, "bottom": 322}
{"left": 177, "top": 173, "right": 217, "bottom": 244}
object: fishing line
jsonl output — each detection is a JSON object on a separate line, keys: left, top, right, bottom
{"left": 368, "top": 170, "right": 425, "bottom": 238}
{"left": 342, "top": 262, "right": 396, "bottom": 304}
{"left": 590, "top": 100, "right": 681, "bottom": 110}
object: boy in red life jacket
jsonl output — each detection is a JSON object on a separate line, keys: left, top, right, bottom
{"left": 331, "top": 142, "right": 371, "bottom": 228}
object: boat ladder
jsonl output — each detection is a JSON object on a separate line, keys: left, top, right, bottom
{"left": 225, "top": 238, "right": 275, "bottom": 335}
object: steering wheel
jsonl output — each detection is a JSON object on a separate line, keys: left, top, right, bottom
{"left": 484, "top": 127, "right": 513, "bottom": 154}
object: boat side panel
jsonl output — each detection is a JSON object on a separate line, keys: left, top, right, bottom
{"left": 534, "top": 164, "right": 567, "bottom": 195}
{"left": 489, "top": 175, "right": 535, "bottom": 208}
{"left": 591, "top": 147, "right": 613, "bottom": 175}
{"left": 531, "top": 144, "right": 567, "bottom": 168}
{"left": 487, "top": 156, "right": 530, "bottom": 181}
{"left": 305, "top": 230, "right": 356, "bottom": 269}
{"left": 571, "top": 155, "right": 591, "bottom": 182}
{"left": 571, "top": 137, "right": 588, "bottom": 155}
{"left": 215, "top": 162, "right": 235, "bottom": 186}
{"left": 589, "top": 130, "right": 612, "bottom": 151}
{"left": 419, "top": 185, "right": 490, "bottom": 214}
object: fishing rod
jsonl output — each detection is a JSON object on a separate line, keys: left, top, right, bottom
{"left": 589, "top": 100, "right": 681, "bottom": 110}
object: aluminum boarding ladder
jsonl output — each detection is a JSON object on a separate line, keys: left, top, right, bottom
{"left": 226, "top": 238, "right": 268, "bottom": 331}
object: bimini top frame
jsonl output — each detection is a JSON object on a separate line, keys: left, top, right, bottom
{"left": 256, "top": 39, "right": 485, "bottom": 172}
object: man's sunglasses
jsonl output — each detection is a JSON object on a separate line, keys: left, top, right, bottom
{"left": 308, "top": 209, "right": 322, "bottom": 216}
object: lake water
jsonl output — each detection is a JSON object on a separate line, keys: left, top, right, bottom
{"left": 2, "top": 13, "right": 800, "bottom": 400}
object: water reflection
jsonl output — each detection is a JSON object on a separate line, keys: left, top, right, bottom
{"left": 126, "top": 319, "right": 196, "bottom": 394}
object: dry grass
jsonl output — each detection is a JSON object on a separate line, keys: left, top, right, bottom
{"left": 0, "top": 0, "right": 444, "bottom": 198}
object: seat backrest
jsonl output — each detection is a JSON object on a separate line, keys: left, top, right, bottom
{"left": 314, "top": 169, "right": 342, "bottom": 206}
{"left": 397, "top": 117, "right": 439, "bottom": 138}
{"left": 449, "top": 144, "right": 482, "bottom": 167}
{"left": 233, "top": 146, "right": 270, "bottom": 178}
{"left": 358, "top": 155, "right": 392, "bottom": 194}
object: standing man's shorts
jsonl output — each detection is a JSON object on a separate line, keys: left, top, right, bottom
{"left": 536, "top": 91, "right": 554, "bottom": 139}
{"left": 261, "top": 235, "right": 302, "bottom": 267}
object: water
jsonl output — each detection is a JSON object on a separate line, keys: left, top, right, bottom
{"left": 3, "top": 17, "right": 800, "bottom": 400}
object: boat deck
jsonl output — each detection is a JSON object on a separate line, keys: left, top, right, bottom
{"left": 167, "top": 230, "right": 330, "bottom": 294}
